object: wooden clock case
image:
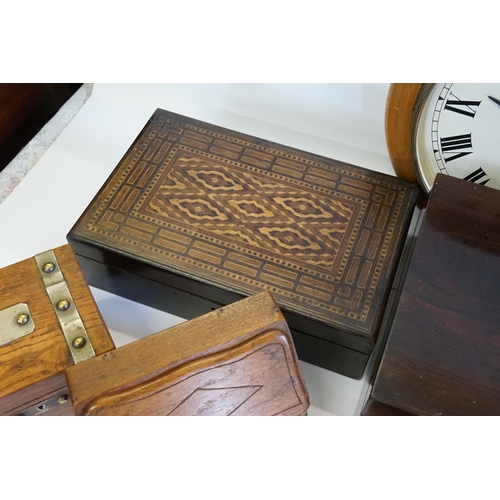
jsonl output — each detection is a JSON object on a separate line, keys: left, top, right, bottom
{"left": 385, "top": 83, "right": 423, "bottom": 185}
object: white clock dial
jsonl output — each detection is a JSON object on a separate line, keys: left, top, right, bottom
{"left": 413, "top": 83, "right": 500, "bottom": 192}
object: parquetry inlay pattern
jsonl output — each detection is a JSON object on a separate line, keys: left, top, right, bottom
{"left": 76, "top": 109, "right": 416, "bottom": 335}
{"left": 145, "top": 154, "right": 354, "bottom": 269}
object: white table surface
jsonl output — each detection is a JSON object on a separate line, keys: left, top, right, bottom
{"left": 0, "top": 83, "right": 402, "bottom": 416}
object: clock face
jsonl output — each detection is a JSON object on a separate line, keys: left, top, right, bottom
{"left": 413, "top": 83, "right": 500, "bottom": 192}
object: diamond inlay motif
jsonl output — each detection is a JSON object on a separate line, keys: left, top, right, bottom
{"left": 188, "top": 169, "right": 243, "bottom": 191}
{"left": 144, "top": 154, "right": 355, "bottom": 270}
{"left": 227, "top": 198, "right": 274, "bottom": 219}
{"left": 166, "top": 198, "right": 228, "bottom": 221}
{"left": 273, "top": 197, "right": 336, "bottom": 219}
{"left": 258, "top": 227, "right": 321, "bottom": 251}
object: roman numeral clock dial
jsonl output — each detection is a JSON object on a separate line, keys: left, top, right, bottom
{"left": 412, "top": 83, "right": 500, "bottom": 193}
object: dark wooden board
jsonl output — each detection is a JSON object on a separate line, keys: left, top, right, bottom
{"left": 365, "top": 174, "right": 500, "bottom": 415}
{"left": 0, "top": 83, "right": 82, "bottom": 171}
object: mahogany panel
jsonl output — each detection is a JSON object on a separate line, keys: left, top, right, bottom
{"left": 365, "top": 174, "right": 500, "bottom": 415}
{"left": 0, "top": 83, "right": 81, "bottom": 171}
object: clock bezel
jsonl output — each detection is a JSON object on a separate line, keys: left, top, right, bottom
{"left": 410, "top": 83, "right": 436, "bottom": 194}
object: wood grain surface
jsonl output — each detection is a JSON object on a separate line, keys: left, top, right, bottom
{"left": 364, "top": 174, "right": 500, "bottom": 415}
{"left": 0, "top": 244, "right": 114, "bottom": 415}
{"left": 385, "top": 83, "right": 422, "bottom": 184}
{"left": 68, "top": 108, "right": 418, "bottom": 377}
{"left": 66, "top": 291, "right": 309, "bottom": 416}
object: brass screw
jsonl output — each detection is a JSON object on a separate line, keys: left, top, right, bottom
{"left": 16, "top": 313, "right": 30, "bottom": 325}
{"left": 57, "top": 395, "right": 68, "bottom": 404}
{"left": 42, "top": 262, "right": 56, "bottom": 273}
{"left": 57, "top": 299, "right": 70, "bottom": 311}
{"left": 72, "top": 336, "right": 86, "bottom": 349}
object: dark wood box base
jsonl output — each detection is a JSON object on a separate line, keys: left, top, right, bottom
{"left": 74, "top": 251, "right": 369, "bottom": 379}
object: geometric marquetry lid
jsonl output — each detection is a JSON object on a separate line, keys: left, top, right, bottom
{"left": 68, "top": 109, "right": 418, "bottom": 350}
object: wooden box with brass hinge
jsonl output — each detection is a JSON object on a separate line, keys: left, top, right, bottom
{"left": 1, "top": 245, "right": 308, "bottom": 416}
{"left": 0, "top": 244, "right": 115, "bottom": 416}
{"left": 67, "top": 108, "right": 419, "bottom": 379}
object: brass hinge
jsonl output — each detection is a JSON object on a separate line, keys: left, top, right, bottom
{"left": 34, "top": 249, "right": 95, "bottom": 364}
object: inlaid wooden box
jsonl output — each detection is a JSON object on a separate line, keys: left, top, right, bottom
{"left": 67, "top": 109, "right": 418, "bottom": 378}
{"left": 0, "top": 245, "right": 115, "bottom": 416}
{"left": 363, "top": 174, "right": 500, "bottom": 415}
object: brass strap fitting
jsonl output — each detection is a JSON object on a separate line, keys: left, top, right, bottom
{"left": 34, "top": 249, "right": 95, "bottom": 364}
